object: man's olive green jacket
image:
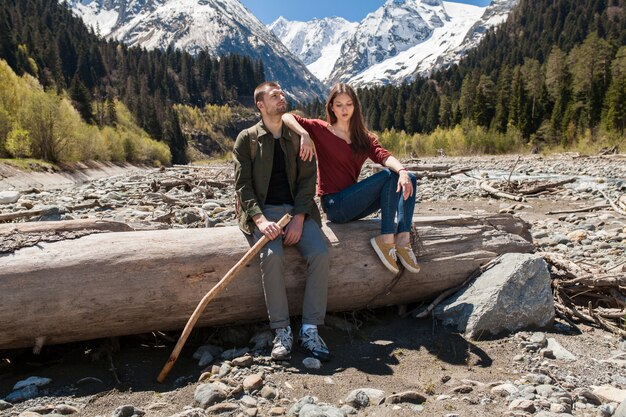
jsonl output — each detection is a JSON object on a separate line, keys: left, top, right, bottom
{"left": 233, "top": 120, "right": 321, "bottom": 235}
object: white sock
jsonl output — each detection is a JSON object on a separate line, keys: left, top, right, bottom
{"left": 301, "top": 324, "right": 317, "bottom": 335}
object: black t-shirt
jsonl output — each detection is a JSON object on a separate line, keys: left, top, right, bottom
{"left": 265, "top": 139, "right": 294, "bottom": 205}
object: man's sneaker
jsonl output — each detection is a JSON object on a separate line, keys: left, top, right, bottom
{"left": 300, "top": 328, "right": 331, "bottom": 362}
{"left": 396, "top": 244, "right": 421, "bottom": 273}
{"left": 370, "top": 236, "right": 399, "bottom": 273}
{"left": 271, "top": 327, "right": 293, "bottom": 360}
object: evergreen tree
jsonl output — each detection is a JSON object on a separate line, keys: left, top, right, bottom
{"left": 567, "top": 32, "right": 614, "bottom": 130}
{"left": 605, "top": 46, "right": 626, "bottom": 134}
{"left": 492, "top": 65, "right": 512, "bottom": 132}
{"left": 69, "top": 75, "right": 93, "bottom": 123}
{"left": 473, "top": 75, "right": 496, "bottom": 127}
{"left": 163, "top": 108, "right": 188, "bottom": 165}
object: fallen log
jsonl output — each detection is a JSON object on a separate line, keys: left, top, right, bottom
{"left": 0, "top": 214, "right": 533, "bottom": 350}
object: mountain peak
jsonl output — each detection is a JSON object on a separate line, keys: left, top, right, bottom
{"left": 65, "top": 0, "right": 326, "bottom": 101}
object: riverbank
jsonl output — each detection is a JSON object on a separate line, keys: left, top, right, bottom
{"left": 0, "top": 161, "right": 150, "bottom": 191}
{"left": 0, "top": 153, "right": 625, "bottom": 417}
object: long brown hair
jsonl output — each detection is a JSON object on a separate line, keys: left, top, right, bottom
{"left": 326, "top": 83, "right": 373, "bottom": 155}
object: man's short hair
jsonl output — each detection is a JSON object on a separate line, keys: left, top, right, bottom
{"left": 254, "top": 81, "right": 281, "bottom": 109}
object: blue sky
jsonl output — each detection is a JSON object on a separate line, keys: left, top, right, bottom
{"left": 241, "top": 0, "right": 492, "bottom": 24}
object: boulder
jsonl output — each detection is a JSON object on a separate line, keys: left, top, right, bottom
{"left": 434, "top": 253, "right": 554, "bottom": 339}
{"left": 0, "top": 190, "right": 20, "bottom": 204}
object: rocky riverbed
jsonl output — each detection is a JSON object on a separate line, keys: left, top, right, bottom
{"left": 0, "top": 153, "right": 625, "bottom": 417}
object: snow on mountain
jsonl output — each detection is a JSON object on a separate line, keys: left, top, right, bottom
{"left": 433, "top": 0, "right": 518, "bottom": 70}
{"left": 64, "top": 0, "right": 327, "bottom": 101}
{"left": 349, "top": 1, "right": 487, "bottom": 87}
{"left": 327, "top": 0, "right": 451, "bottom": 85}
{"left": 271, "top": 0, "right": 517, "bottom": 88}
{"left": 268, "top": 16, "right": 358, "bottom": 82}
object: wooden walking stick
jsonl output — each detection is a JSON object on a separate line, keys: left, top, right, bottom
{"left": 157, "top": 213, "right": 292, "bottom": 383}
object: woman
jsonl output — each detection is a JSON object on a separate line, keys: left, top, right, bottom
{"left": 282, "top": 83, "right": 419, "bottom": 274}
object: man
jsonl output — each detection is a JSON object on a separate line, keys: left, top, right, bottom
{"left": 233, "top": 81, "right": 330, "bottom": 361}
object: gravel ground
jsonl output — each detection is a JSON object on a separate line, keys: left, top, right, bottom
{"left": 0, "top": 153, "right": 625, "bottom": 417}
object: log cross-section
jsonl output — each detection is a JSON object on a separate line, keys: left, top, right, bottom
{"left": 0, "top": 214, "right": 533, "bottom": 350}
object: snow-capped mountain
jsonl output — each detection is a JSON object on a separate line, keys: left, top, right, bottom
{"left": 64, "top": 0, "right": 327, "bottom": 101}
{"left": 327, "top": 0, "right": 451, "bottom": 86}
{"left": 433, "top": 0, "right": 518, "bottom": 70}
{"left": 268, "top": 16, "right": 357, "bottom": 82}
{"left": 272, "top": 0, "right": 516, "bottom": 87}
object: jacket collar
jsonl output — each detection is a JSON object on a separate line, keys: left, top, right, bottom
{"left": 253, "top": 120, "right": 296, "bottom": 142}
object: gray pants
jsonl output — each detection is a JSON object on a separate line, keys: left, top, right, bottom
{"left": 253, "top": 204, "right": 329, "bottom": 329}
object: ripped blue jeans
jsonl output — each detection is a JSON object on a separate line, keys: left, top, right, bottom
{"left": 320, "top": 168, "right": 417, "bottom": 235}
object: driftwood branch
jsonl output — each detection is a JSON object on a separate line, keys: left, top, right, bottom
{"left": 545, "top": 204, "right": 610, "bottom": 215}
{"left": 598, "top": 189, "right": 626, "bottom": 217}
{"left": 541, "top": 252, "right": 626, "bottom": 336}
{"left": 479, "top": 181, "right": 525, "bottom": 201}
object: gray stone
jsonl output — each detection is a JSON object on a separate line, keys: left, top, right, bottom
{"left": 536, "top": 385, "right": 557, "bottom": 398}
{"left": 260, "top": 385, "right": 278, "bottom": 400}
{"left": 434, "top": 254, "right": 554, "bottom": 338}
{"left": 592, "top": 386, "right": 626, "bottom": 404}
{"left": 549, "top": 403, "right": 569, "bottom": 413}
{"left": 302, "top": 357, "right": 321, "bottom": 369}
{"left": 287, "top": 396, "right": 315, "bottom": 416}
{"left": 198, "top": 352, "right": 214, "bottom": 367}
{"left": 169, "top": 409, "right": 207, "bottom": 417}
{"left": 13, "top": 376, "right": 52, "bottom": 390}
{"left": 530, "top": 332, "right": 548, "bottom": 347}
{"left": 111, "top": 405, "right": 145, "bottom": 417}
{"left": 0, "top": 190, "right": 20, "bottom": 204}
{"left": 299, "top": 404, "right": 346, "bottom": 417}
{"left": 180, "top": 209, "right": 203, "bottom": 224}
{"left": 193, "top": 345, "right": 223, "bottom": 361}
{"left": 5, "top": 385, "right": 39, "bottom": 402}
{"left": 524, "top": 373, "right": 553, "bottom": 385}
{"left": 194, "top": 383, "right": 228, "bottom": 409}
{"left": 552, "top": 234, "right": 571, "bottom": 244}
{"left": 491, "top": 383, "right": 519, "bottom": 397}
{"left": 249, "top": 330, "right": 274, "bottom": 351}
{"left": 546, "top": 339, "right": 577, "bottom": 361}
{"left": 220, "top": 347, "right": 249, "bottom": 360}
{"left": 240, "top": 395, "right": 257, "bottom": 408}
{"left": 54, "top": 404, "right": 80, "bottom": 414}
{"left": 345, "top": 388, "right": 385, "bottom": 408}
{"left": 599, "top": 404, "right": 616, "bottom": 417}
{"left": 339, "top": 405, "right": 358, "bottom": 415}
{"left": 0, "top": 400, "right": 12, "bottom": 410}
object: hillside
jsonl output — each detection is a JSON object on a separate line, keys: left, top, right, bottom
{"left": 0, "top": 0, "right": 265, "bottom": 164}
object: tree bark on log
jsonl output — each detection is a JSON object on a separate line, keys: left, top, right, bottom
{"left": 0, "top": 219, "right": 133, "bottom": 235}
{"left": 0, "top": 214, "right": 533, "bottom": 350}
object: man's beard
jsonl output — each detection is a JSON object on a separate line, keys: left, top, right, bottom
{"left": 268, "top": 104, "right": 287, "bottom": 116}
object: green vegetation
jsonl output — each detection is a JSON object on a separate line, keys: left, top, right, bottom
{"left": 1, "top": 0, "right": 264, "bottom": 165}
{"left": 175, "top": 103, "right": 257, "bottom": 161}
{"left": 0, "top": 158, "right": 56, "bottom": 171}
{"left": 302, "top": 0, "right": 626, "bottom": 155}
{"left": 0, "top": 59, "right": 170, "bottom": 165}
